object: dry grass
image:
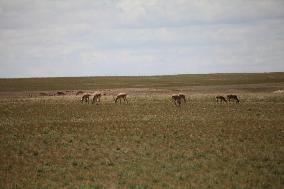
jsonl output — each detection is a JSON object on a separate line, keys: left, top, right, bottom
{"left": 1, "top": 73, "right": 284, "bottom": 92}
{"left": 0, "top": 92, "right": 283, "bottom": 189}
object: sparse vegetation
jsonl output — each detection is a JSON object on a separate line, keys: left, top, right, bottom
{"left": 0, "top": 73, "right": 283, "bottom": 189}
{"left": 1, "top": 72, "right": 284, "bottom": 92}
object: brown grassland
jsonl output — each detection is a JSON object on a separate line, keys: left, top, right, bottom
{"left": 0, "top": 73, "right": 283, "bottom": 189}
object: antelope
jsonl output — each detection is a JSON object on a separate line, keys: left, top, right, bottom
{"left": 81, "top": 94, "right": 91, "bottom": 103}
{"left": 114, "top": 93, "right": 128, "bottom": 104}
{"left": 227, "top": 94, "right": 240, "bottom": 103}
{"left": 216, "top": 95, "right": 227, "bottom": 103}
{"left": 171, "top": 94, "right": 182, "bottom": 106}
{"left": 92, "top": 92, "right": 102, "bottom": 104}
{"left": 171, "top": 93, "right": 186, "bottom": 106}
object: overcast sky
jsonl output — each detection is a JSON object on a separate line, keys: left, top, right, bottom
{"left": 0, "top": 0, "right": 284, "bottom": 78}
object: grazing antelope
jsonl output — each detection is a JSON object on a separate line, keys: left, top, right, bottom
{"left": 216, "top": 95, "right": 227, "bottom": 103}
{"left": 81, "top": 94, "right": 91, "bottom": 103}
{"left": 227, "top": 94, "right": 240, "bottom": 103}
{"left": 114, "top": 93, "right": 128, "bottom": 104}
{"left": 92, "top": 93, "right": 102, "bottom": 104}
{"left": 171, "top": 94, "right": 182, "bottom": 106}
{"left": 171, "top": 93, "right": 186, "bottom": 106}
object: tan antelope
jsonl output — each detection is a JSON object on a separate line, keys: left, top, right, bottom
{"left": 92, "top": 92, "right": 102, "bottom": 104}
{"left": 81, "top": 94, "right": 91, "bottom": 103}
{"left": 114, "top": 93, "right": 128, "bottom": 104}
{"left": 216, "top": 95, "right": 227, "bottom": 103}
{"left": 227, "top": 94, "right": 240, "bottom": 103}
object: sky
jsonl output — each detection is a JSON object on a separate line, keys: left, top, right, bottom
{"left": 0, "top": 0, "right": 284, "bottom": 78}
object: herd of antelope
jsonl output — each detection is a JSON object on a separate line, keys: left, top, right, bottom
{"left": 80, "top": 92, "right": 104, "bottom": 104}
{"left": 215, "top": 94, "right": 240, "bottom": 104}
{"left": 80, "top": 92, "right": 129, "bottom": 104}
{"left": 79, "top": 91, "right": 240, "bottom": 106}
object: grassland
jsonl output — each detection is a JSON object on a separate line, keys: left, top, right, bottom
{"left": 0, "top": 73, "right": 284, "bottom": 189}
{"left": 1, "top": 72, "right": 284, "bottom": 92}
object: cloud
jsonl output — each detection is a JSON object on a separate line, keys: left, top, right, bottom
{"left": 0, "top": 0, "right": 284, "bottom": 77}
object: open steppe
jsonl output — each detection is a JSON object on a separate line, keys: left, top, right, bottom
{"left": 0, "top": 73, "right": 283, "bottom": 189}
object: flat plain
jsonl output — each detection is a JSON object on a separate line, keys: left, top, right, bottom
{"left": 0, "top": 73, "right": 283, "bottom": 189}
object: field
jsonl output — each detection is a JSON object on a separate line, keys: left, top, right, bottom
{"left": 0, "top": 73, "right": 284, "bottom": 189}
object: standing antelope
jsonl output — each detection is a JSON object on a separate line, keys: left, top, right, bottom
{"left": 216, "top": 95, "right": 227, "bottom": 103}
{"left": 92, "top": 92, "right": 102, "bottom": 104}
{"left": 114, "top": 93, "right": 128, "bottom": 104}
{"left": 227, "top": 94, "right": 240, "bottom": 103}
{"left": 81, "top": 94, "right": 91, "bottom": 103}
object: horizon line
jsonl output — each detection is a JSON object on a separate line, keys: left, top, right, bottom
{"left": 0, "top": 72, "right": 283, "bottom": 79}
